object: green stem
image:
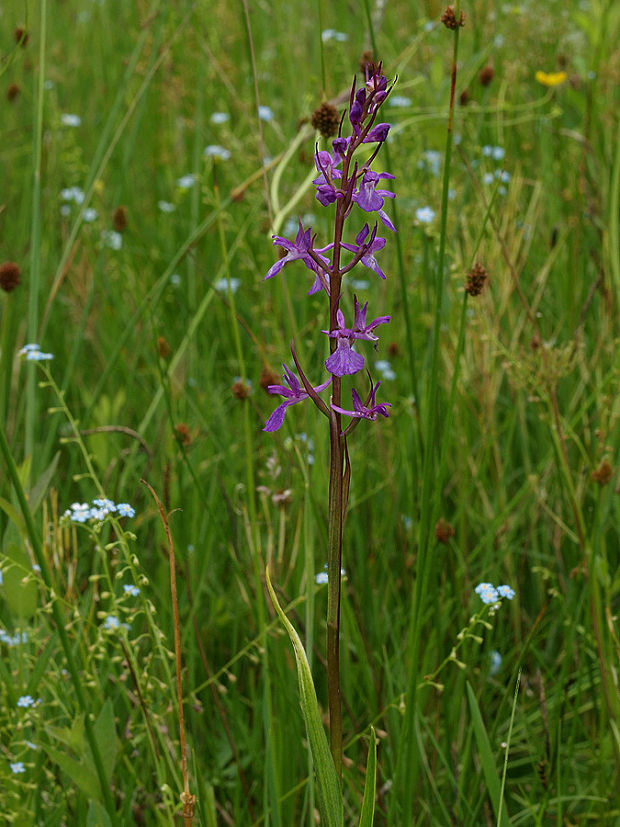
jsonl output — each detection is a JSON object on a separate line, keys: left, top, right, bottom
{"left": 25, "top": 0, "right": 47, "bottom": 462}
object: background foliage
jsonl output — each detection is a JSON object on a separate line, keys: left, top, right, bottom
{"left": 0, "top": 0, "right": 618, "bottom": 824}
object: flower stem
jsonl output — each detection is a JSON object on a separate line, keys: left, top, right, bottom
{"left": 326, "top": 409, "right": 344, "bottom": 779}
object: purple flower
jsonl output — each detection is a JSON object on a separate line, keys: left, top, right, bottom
{"left": 351, "top": 295, "right": 390, "bottom": 340}
{"left": 264, "top": 365, "right": 331, "bottom": 432}
{"left": 341, "top": 224, "right": 387, "bottom": 280}
{"left": 352, "top": 170, "right": 396, "bottom": 231}
{"left": 308, "top": 268, "right": 330, "bottom": 296}
{"left": 313, "top": 150, "right": 344, "bottom": 207}
{"left": 349, "top": 87, "right": 366, "bottom": 135}
{"left": 322, "top": 300, "right": 390, "bottom": 376}
{"left": 331, "top": 382, "right": 391, "bottom": 421}
{"left": 325, "top": 338, "right": 366, "bottom": 376}
{"left": 265, "top": 220, "right": 328, "bottom": 280}
{"left": 363, "top": 123, "right": 390, "bottom": 144}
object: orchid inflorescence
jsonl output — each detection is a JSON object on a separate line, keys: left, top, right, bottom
{"left": 263, "top": 64, "right": 395, "bottom": 435}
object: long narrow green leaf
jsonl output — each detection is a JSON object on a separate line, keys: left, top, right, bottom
{"left": 358, "top": 726, "right": 377, "bottom": 827}
{"left": 466, "top": 683, "right": 510, "bottom": 827}
{"left": 265, "top": 568, "right": 343, "bottom": 827}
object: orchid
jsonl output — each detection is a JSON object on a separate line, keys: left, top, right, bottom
{"left": 262, "top": 64, "right": 395, "bottom": 779}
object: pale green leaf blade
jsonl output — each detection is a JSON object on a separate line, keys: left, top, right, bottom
{"left": 266, "top": 568, "right": 343, "bottom": 827}
{"left": 358, "top": 726, "right": 377, "bottom": 827}
{"left": 44, "top": 744, "right": 102, "bottom": 803}
{"left": 466, "top": 682, "right": 510, "bottom": 827}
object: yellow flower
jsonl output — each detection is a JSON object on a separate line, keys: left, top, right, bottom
{"left": 535, "top": 70, "right": 567, "bottom": 87}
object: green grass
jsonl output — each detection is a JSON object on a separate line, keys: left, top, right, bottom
{"left": 1, "top": 0, "right": 619, "bottom": 824}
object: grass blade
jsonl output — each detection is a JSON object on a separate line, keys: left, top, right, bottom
{"left": 265, "top": 568, "right": 343, "bottom": 827}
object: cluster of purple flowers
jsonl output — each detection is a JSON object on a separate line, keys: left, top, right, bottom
{"left": 263, "top": 66, "right": 395, "bottom": 433}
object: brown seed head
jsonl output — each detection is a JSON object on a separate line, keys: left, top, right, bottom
{"left": 260, "top": 366, "right": 280, "bottom": 392}
{"left": 435, "top": 518, "right": 455, "bottom": 544}
{"left": 0, "top": 261, "right": 21, "bottom": 292}
{"left": 232, "top": 379, "right": 251, "bottom": 400}
{"left": 113, "top": 205, "right": 128, "bottom": 233}
{"left": 592, "top": 461, "right": 612, "bottom": 487}
{"left": 479, "top": 65, "right": 495, "bottom": 86}
{"left": 157, "top": 336, "right": 171, "bottom": 359}
{"left": 440, "top": 6, "right": 465, "bottom": 29}
{"left": 174, "top": 423, "right": 192, "bottom": 447}
{"left": 465, "top": 261, "right": 489, "bottom": 297}
{"left": 14, "top": 26, "right": 29, "bottom": 46}
{"left": 359, "top": 51, "right": 382, "bottom": 78}
{"left": 459, "top": 88, "right": 471, "bottom": 106}
{"left": 311, "top": 101, "right": 341, "bottom": 140}
{"left": 7, "top": 83, "right": 20, "bottom": 102}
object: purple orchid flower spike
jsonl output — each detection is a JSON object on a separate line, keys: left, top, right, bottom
{"left": 331, "top": 381, "right": 392, "bottom": 422}
{"left": 265, "top": 219, "right": 329, "bottom": 280}
{"left": 341, "top": 224, "right": 387, "bottom": 280}
{"left": 263, "top": 364, "right": 332, "bottom": 432}
{"left": 352, "top": 170, "right": 396, "bottom": 231}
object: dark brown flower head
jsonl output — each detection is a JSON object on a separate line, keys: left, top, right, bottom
{"left": 479, "top": 65, "right": 494, "bottom": 86}
{"left": 7, "top": 83, "right": 20, "bottom": 102}
{"left": 0, "top": 261, "right": 21, "bottom": 292}
{"left": 435, "top": 518, "right": 455, "bottom": 544}
{"left": 592, "top": 460, "right": 612, "bottom": 486}
{"left": 232, "top": 378, "right": 251, "bottom": 400}
{"left": 260, "top": 366, "right": 280, "bottom": 392}
{"left": 14, "top": 26, "right": 29, "bottom": 46}
{"left": 113, "top": 205, "right": 128, "bottom": 233}
{"left": 465, "top": 261, "right": 489, "bottom": 297}
{"left": 387, "top": 341, "right": 400, "bottom": 358}
{"left": 359, "top": 51, "right": 382, "bottom": 78}
{"left": 530, "top": 333, "right": 541, "bottom": 351}
{"left": 440, "top": 6, "right": 465, "bottom": 29}
{"left": 311, "top": 101, "right": 341, "bottom": 140}
{"left": 459, "top": 88, "right": 471, "bottom": 106}
{"left": 157, "top": 336, "right": 171, "bottom": 359}
{"left": 174, "top": 423, "right": 192, "bottom": 447}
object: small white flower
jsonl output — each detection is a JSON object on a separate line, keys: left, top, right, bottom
{"left": 61, "top": 113, "right": 82, "bottom": 127}
{"left": 375, "top": 360, "right": 396, "bottom": 381}
{"left": 169, "top": 273, "right": 182, "bottom": 286}
{"left": 388, "top": 95, "right": 411, "bottom": 108}
{"left": 176, "top": 174, "right": 196, "bottom": 189}
{"left": 210, "top": 112, "right": 230, "bottom": 124}
{"left": 101, "top": 230, "right": 122, "bottom": 250}
{"left": 204, "top": 145, "right": 231, "bottom": 161}
{"left": 258, "top": 105, "right": 274, "bottom": 122}
{"left": 158, "top": 200, "right": 176, "bottom": 213}
{"left": 415, "top": 206, "right": 435, "bottom": 224}
{"left": 321, "top": 29, "right": 348, "bottom": 42}
{"left": 60, "top": 186, "right": 85, "bottom": 204}
{"left": 214, "top": 277, "right": 240, "bottom": 294}
{"left": 81, "top": 208, "right": 98, "bottom": 223}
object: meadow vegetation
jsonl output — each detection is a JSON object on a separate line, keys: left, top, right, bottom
{"left": 0, "top": 0, "right": 619, "bottom": 824}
